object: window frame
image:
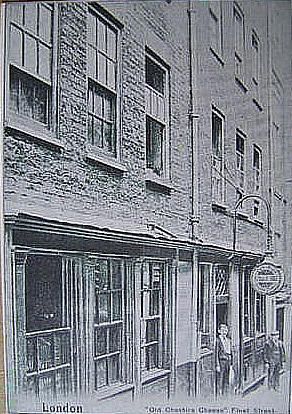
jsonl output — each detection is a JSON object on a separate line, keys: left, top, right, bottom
{"left": 87, "top": 6, "right": 121, "bottom": 162}
{"left": 235, "top": 130, "right": 246, "bottom": 193}
{"left": 209, "top": 3, "right": 223, "bottom": 60}
{"left": 234, "top": 3, "right": 245, "bottom": 80}
{"left": 211, "top": 107, "right": 225, "bottom": 204}
{"left": 4, "top": 2, "right": 58, "bottom": 140}
{"left": 251, "top": 31, "right": 260, "bottom": 86}
{"left": 145, "top": 50, "right": 170, "bottom": 181}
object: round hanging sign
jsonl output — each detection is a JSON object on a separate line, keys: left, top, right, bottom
{"left": 250, "top": 262, "right": 285, "bottom": 295}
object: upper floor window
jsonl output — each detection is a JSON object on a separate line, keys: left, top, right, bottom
{"left": 236, "top": 131, "right": 245, "bottom": 192}
{"left": 234, "top": 4, "right": 244, "bottom": 79}
{"left": 87, "top": 9, "right": 118, "bottom": 158}
{"left": 145, "top": 53, "right": 169, "bottom": 178}
{"left": 251, "top": 32, "right": 260, "bottom": 85}
{"left": 253, "top": 145, "right": 262, "bottom": 193}
{"left": 211, "top": 109, "right": 224, "bottom": 203}
{"left": 7, "top": 3, "right": 54, "bottom": 131}
{"left": 209, "top": 3, "right": 223, "bottom": 58}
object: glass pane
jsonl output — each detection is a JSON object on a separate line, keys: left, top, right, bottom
{"left": 55, "top": 369, "right": 70, "bottom": 396}
{"left": 146, "top": 344, "right": 158, "bottom": 370}
{"left": 10, "top": 4, "right": 23, "bottom": 24}
{"left": 146, "top": 118, "right": 163, "bottom": 175}
{"left": 39, "top": 5, "right": 52, "bottom": 43}
{"left": 146, "top": 319, "right": 158, "bottom": 343}
{"left": 34, "top": 82, "right": 48, "bottom": 124}
{"left": 88, "top": 46, "right": 97, "bottom": 79}
{"left": 88, "top": 115, "right": 93, "bottom": 145}
{"left": 112, "top": 292, "right": 122, "bottom": 321}
{"left": 146, "top": 57, "right": 164, "bottom": 94}
{"left": 54, "top": 333, "right": 70, "bottom": 366}
{"left": 97, "top": 293, "right": 110, "bottom": 323}
{"left": 107, "top": 28, "right": 117, "bottom": 59}
{"left": 108, "top": 355, "right": 120, "bottom": 384}
{"left": 94, "top": 260, "right": 108, "bottom": 290}
{"left": 109, "top": 326, "right": 121, "bottom": 352}
{"left": 95, "top": 359, "right": 107, "bottom": 388}
{"left": 39, "top": 44, "right": 51, "bottom": 80}
{"left": 107, "top": 60, "right": 116, "bottom": 90}
{"left": 10, "top": 25, "right": 22, "bottom": 65}
{"left": 38, "top": 336, "right": 54, "bottom": 370}
{"left": 104, "top": 122, "right": 114, "bottom": 154}
{"left": 24, "top": 3, "right": 37, "bottom": 33}
{"left": 95, "top": 327, "right": 107, "bottom": 356}
{"left": 88, "top": 13, "right": 96, "bottom": 45}
{"left": 88, "top": 86, "right": 94, "bottom": 112}
{"left": 98, "top": 53, "right": 106, "bottom": 85}
{"left": 24, "top": 35, "right": 37, "bottom": 74}
{"left": 93, "top": 117, "right": 103, "bottom": 148}
{"left": 112, "top": 261, "right": 122, "bottom": 289}
{"left": 98, "top": 20, "right": 106, "bottom": 52}
{"left": 26, "top": 337, "right": 37, "bottom": 373}
{"left": 9, "top": 68, "right": 19, "bottom": 113}
{"left": 103, "top": 93, "right": 114, "bottom": 121}
{"left": 20, "top": 76, "right": 34, "bottom": 118}
{"left": 93, "top": 88, "right": 103, "bottom": 118}
{"left": 38, "top": 373, "right": 54, "bottom": 399}
{"left": 150, "top": 290, "right": 159, "bottom": 316}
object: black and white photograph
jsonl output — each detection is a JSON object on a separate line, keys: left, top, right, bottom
{"left": 1, "top": 0, "right": 292, "bottom": 413}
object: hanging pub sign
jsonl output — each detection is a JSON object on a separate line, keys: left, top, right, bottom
{"left": 250, "top": 261, "right": 285, "bottom": 295}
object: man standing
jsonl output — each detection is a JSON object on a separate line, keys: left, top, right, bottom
{"left": 264, "top": 331, "right": 285, "bottom": 391}
{"left": 215, "top": 324, "right": 233, "bottom": 395}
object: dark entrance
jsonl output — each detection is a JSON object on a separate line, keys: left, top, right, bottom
{"left": 216, "top": 302, "right": 228, "bottom": 333}
{"left": 276, "top": 307, "right": 284, "bottom": 341}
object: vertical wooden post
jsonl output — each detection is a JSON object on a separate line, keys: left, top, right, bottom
{"left": 189, "top": 249, "right": 199, "bottom": 397}
{"left": 169, "top": 251, "right": 178, "bottom": 398}
{"left": 133, "top": 258, "right": 143, "bottom": 398}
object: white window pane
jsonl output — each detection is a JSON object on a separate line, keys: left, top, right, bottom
{"left": 104, "top": 93, "right": 113, "bottom": 121}
{"left": 39, "top": 44, "right": 51, "bottom": 80}
{"left": 10, "top": 4, "right": 23, "bottom": 24}
{"left": 107, "top": 28, "right": 117, "bottom": 60}
{"left": 88, "top": 87, "right": 94, "bottom": 112}
{"left": 24, "top": 3, "right": 37, "bottom": 33}
{"left": 107, "top": 60, "right": 116, "bottom": 90}
{"left": 93, "top": 89, "right": 103, "bottom": 117}
{"left": 98, "top": 20, "right": 106, "bottom": 52}
{"left": 10, "top": 25, "right": 22, "bottom": 65}
{"left": 98, "top": 53, "right": 106, "bottom": 85}
{"left": 157, "top": 96, "right": 165, "bottom": 121}
{"left": 24, "top": 35, "right": 37, "bottom": 74}
{"left": 88, "top": 13, "right": 96, "bottom": 45}
{"left": 39, "top": 5, "right": 52, "bottom": 43}
{"left": 88, "top": 46, "right": 96, "bottom": 79}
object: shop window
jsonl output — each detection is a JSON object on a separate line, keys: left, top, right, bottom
{"left": 236, "top": 131, "right": 245, "bottom": 192}
{"left": 234, "top": 4, "right": 244, "bottom": 79}
{"left": 93, "top": 259, "right": 124, "bottom": 388}
{"left": 145, "top": 53, "right": 169, "bottom": 178}
{"left": 141, "top": 262, "right": 164, "bottom": 371}
{"left": 211, "top": 109, "right": 225, "bottom": 203}
{"left": 87, "top": 9, "right": 118, "bottom": 157}
{"left": 7, "top": 3, "right": 54, "bottom": 130}
{"left": 25, "top": 255, "right": 71, "bottom": 398}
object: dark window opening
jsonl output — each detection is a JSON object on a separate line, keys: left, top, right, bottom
{"left": 146, "top": 116, "right": 164, "bottom": 176}
{"left": 146, "top": 57, "right": 165, "bottom": 94}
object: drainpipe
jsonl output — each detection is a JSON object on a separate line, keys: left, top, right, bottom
{"left": 188, "top": 0, "right": 200, "bottom": 240}
{"left": 188, "top": 0, "right": 200, "bottom": 397}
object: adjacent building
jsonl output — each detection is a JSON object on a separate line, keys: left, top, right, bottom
{"left": 1, "top": 0, "right": 292, "bottom": 412}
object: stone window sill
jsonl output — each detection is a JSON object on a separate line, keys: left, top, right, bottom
{"left": 211, "top": 202, "right": 228, "bottom": 213}
{"left": 145, "top": 170, "right": 173, "bottom": 192}
{"left": 95, "top": 383, "right": 134, "bottom": 401}
{"left": 235, "top": 76, "right": 248, "bottom": 93}
{"left": 142, "top": 368, "right": 171, "bottom": 384}
{"left": 85, "top": 152, "right": 127, "bottom": 173}
{"left": 210, "top": 47, "right": 225, "bottom": 66}
{"left": 4, "top": 120, "right": 64, "bottom": 151}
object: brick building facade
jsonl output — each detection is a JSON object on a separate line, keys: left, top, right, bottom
{"left": 1, "top": 1, "right": 292, "bottom": 413}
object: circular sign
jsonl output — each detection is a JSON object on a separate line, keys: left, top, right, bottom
{"left": 250, "top": 262, "right": 285, "bottom": 295}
